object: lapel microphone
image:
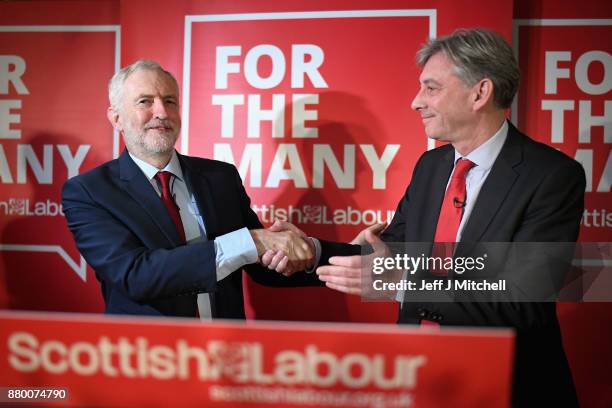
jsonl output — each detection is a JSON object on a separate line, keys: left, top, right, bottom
{"left": 453, "top": 197, "right": 466, "bottom": 208}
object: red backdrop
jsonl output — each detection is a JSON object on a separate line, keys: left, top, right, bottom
{"left": 0, "top": 0, "right": 610, "bottom": 406}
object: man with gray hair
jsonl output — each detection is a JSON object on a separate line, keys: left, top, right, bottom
{"left": 62, "top": 60, "right": 319, "bottom": 320}
{"left": 269, "top": 29, "right": 585, "bottom": 406}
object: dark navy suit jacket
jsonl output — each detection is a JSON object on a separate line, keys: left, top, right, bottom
{"left": 322, "top": 122, "right": 585, "bottom": 406}
{"left": 62, "top": 150, "right": 321, "bottom": 319}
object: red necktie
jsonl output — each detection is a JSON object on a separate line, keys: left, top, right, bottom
{"left": 154, "top": 171, "right": 186, "bottom": 243}
{"left": 434, "top": 159, "right": 476, "bottom": 244}
{"left": 155, "top": 172, "right": 199, "bottom": 318}
{"left": 422, "top": 159, "right": 475, "bottom": 328}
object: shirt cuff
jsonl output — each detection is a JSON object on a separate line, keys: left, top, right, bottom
{"left": 305, "top": 237, "right": 322, "bottom": 274}
{"left": 214, "top": 227, "right": 258, "bottom": 281}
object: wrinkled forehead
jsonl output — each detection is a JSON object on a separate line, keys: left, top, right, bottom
{"left": 123, "top": 68, "right": 179, "bottom": 98}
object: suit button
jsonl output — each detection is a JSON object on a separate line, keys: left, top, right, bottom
{"left": 416, "top": 307, "right": 429, "bottom": 319}
{"left": 431, "top": 312, "right": 443, "bottom": 322}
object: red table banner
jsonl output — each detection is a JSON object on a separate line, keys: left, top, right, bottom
{"left": 0, "top": 311, "right": 514, "bottom": 407}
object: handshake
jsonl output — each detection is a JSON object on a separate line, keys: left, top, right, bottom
{"left": 250, "top": 221, "right": 315, "bottom": 276}
{"left": 249, "top": 221, "right": 389, "bottom": 286}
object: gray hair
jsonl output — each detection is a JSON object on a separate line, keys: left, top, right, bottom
{"left": 108, "top": 59, "right": 179, "bottom": 109}
{"left": 416, "top": 28, "right": 519, "bottom": 109}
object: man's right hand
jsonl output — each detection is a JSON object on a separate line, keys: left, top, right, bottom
{"left": 250, "top": 224, "right": 314, "bottom": 275}
{"left": 257, "top": 221, "right": 316, "bottom": 276}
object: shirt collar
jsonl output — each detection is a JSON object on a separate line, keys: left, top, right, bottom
{"left": 454, "top": 120, "right": 508, "bottom": 171}
{"left": 128, "top": 150, "right": 185, "bottom": 182}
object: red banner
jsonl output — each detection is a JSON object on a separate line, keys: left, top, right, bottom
{"left": 0, "top": 1, "right": 609, "bottom": 406}
{"left": 512, "top": 2, "right": 612, "bottom": 406}
{"left": 0, "top": 311, "right": 514, "bottom": 407}
{"left": 0, "top": 21, "right": 118, "bottom": 312}
{"left": 513, "top": 17, "right": 611, "bottom": 242}
{"left": 184, "top": 10, "right": 432, "bottom": 238}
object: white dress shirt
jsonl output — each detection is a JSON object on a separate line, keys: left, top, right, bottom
{"left": 397, "top": 121, "right": 508, "bottom": 304}
{"left": 129, "top": 151, "right": 258, "bottom": 319}
{"left": 450, "top": 120, "right": 508, "bottom": 241}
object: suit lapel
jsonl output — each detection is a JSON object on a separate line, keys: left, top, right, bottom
{"left": 118, "top": 150, "right": 183, "bottom": 245}
{"left": 420, "top": 148, "right": 455, "bottom": 242}
{"left": 460, "top": 123, "right": 523, "bottom": 242}
{"left": 179, "top": 154, "right": 221, "bottom": 239}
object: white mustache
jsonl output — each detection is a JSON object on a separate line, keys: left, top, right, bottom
{"left": 145, "top": 121, "right": 173, "bottom": 130}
